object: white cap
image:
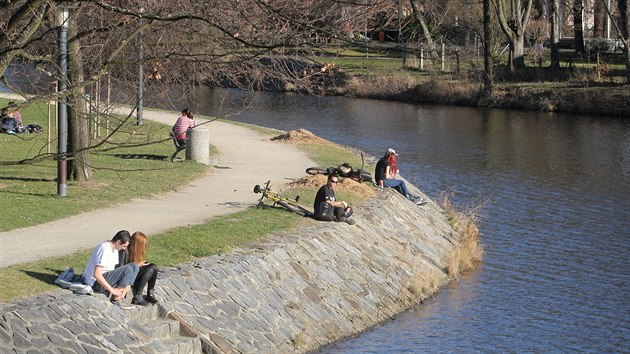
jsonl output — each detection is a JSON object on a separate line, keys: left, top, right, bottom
{"left": 387, "top": 148, "right": 398, "bottom": 156}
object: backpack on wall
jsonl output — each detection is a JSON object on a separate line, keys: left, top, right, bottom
{"left": 54, "top": 268, "right": 93, "bottom": 295}
{"left": 314, "top": 202, "right": 335, "bottom": 221}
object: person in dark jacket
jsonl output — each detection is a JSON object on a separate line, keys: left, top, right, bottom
{"left": 313, "top": 174, "right": 355, "bottom": 225}
{"left": 119, "top": 231, "right": 159, "bottom": 305}
{"left": 375, "top": 148, "right": 425, "bottom": 205}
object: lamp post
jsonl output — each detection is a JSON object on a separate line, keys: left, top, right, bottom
{"left": 56, "top": 5, "right": 70, "bottom": 197}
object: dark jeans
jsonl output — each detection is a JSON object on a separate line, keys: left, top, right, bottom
{"left": 133, "top": 263, "right": 158, "bottom": 296}
{"left": 334, "top": 206, "right": 353, "bottom": 221}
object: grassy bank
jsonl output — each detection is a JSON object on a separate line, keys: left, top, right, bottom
{"left": 0, "top": 207, "right": 306, "bottom": 302}
{"left": 0, "top": 122, "right": 367, "bottom": 302}
{"left": 440, "top": 193, "right": 484, "bottom": 277}
{"left": 312, "top": 46, "right": 630, "bottom": 117}
{"left": 339, "top": 75, "right": 630, "bottom": 117}
{"left": 0, "top": 102, "right": 481, "bottom": 303}
{"left": 0, "top": 98, "right": 208, "bottom": 231}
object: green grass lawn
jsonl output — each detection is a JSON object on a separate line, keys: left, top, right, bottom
{"left": 312, "top": 45, "right": 627, "bottom": 82}
{"left": 0, "top": 98, "right": 208, "bottom": 231}
{"left": 0, "top": 207, "right": 306, "bottom": 302}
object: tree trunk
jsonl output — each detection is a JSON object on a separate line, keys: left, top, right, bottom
{"left": 67, "top": 10, "right": 92, "bottom": 181}
{"left": 495, "top": 0, "right": 533, "bottom": 70}
{"left": 593, "top": 0, "right": 606, "bottom": 38}
{"left": 573, "top": 0, "right": 586, "bottom": 53}
{"left": 619, "top": 0, "right": 630, "bottom": 83}
{"left": 409, "top": 0, "right": 438, "bottom": 61}
{"left": 513, "top": 33, "right": 526, "bottom": 68}
{"left": 550, "top": 0, "right": 561, "bottom": 69}
{"left": 483, "top": 0, "right": 494, "bottom": 96}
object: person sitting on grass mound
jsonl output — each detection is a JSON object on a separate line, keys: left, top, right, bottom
{"left": 82, "top": 230, "right": 139, "bottom": 308}
{"left": 313, "top": 174, "right": 355, "bottom": 225}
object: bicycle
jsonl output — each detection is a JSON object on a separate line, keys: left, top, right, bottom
{"left": 253, "top": 180, "right": 312, "bottom": 217}
{"left": 305, "top": 163, "right": 373, "bottom": 183}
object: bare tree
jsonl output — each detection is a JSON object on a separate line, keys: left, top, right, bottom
{"left": 409, "top": 0, "right": 438, "bottom": 60}
{"left": 618, "top": 0, "right": 630, "bottom": 82}
{"left": 550, "top": 0, "right": 562, "bottom": 69}
{"left": 494, "top": 0, "right": 534, "bottom": 70}
{"left": 572, "top": 0, "right": 586, "bottom": 53}
{"left": 483, "top": 0, "right": 494, "bottom": 95}
{"left": 67, "top": 6, "right": 91, "bottom": 181}
{"left": 593, "top": 0, "right": 607, "bottom": 37}
{"left": 1, "top": 0, "right": 393, "bottom": 182}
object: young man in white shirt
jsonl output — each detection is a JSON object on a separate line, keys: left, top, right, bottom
{"left": 83, "top": 230, "right": 139, "bottom": 306}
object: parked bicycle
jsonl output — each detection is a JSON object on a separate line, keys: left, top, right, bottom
{"left": 306, "top": 163, "right": 373, "bottom": 183}
{"left": 253, "top": 180, "right": 312, "bottom": 217}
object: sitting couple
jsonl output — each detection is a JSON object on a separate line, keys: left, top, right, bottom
{"left": 82, "top": 230, "right": 159, "bottom": 307}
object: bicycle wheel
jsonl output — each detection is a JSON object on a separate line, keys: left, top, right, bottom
{"left": 277, "top": 200, "right": 311, "bottom": 217}
{"left": 306, "top": 167, "right": 328, "bottom": 175}
{"left": 359, "top": 171, "right": 373, "bottom": 182}
{"left": 256, "top": 194, "right": 266, "bottom": 208}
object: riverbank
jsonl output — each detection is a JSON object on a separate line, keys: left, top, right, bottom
{"left": 0, "top": 91, "right": 483, "bottom": 352}
{"left": 0, "top": 182, "right": 471, "bottom": 353}
{"left": 336, "top": 74, "right": 630, "bottom": 117}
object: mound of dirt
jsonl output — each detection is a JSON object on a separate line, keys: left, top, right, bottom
{"left": 287, "top": 175, "right": 376, "bottom": 198}
{"left": 271, "top": 128, "right": 334, "bottom": 145}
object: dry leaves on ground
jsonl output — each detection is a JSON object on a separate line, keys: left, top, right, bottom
{"left": 287, "top": 175, "right": 376, "bottom": 198}
{"left": 271, "top": 128, "right": 334, "bottom": 146}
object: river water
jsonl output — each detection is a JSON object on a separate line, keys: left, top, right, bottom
{"left": 169, "top": 87, "right": 630, "bottom": 352}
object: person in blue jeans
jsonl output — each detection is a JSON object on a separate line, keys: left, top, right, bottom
{"left": 375, "top": 148, "right": 425, "bottom": 205}
{"left": 82, "top": 230, "right": 139, "bottom": 306}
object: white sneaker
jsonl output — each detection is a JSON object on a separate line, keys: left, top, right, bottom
{"left": 69, "top": 283, "right": 93, "bottom": 295}
{"left": 412, "top": 196, "right": 427, "bottom": 206}
{"left": 111, "top": 298, "right": 135, "bottom": 310}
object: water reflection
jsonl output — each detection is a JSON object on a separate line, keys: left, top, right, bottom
{"left": 144, "top": 87, "right": 630, "bottom": 352}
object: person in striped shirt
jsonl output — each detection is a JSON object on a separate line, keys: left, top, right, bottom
{"left": 172, "top": 108, "right": 196, "bottom": 146}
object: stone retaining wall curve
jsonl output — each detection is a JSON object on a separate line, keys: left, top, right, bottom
{"left": 0, "top": 187, "right": 458, "bottom": 353}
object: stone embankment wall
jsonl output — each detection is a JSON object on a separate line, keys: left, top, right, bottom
{"left": 0, "top": 188, "right": 458, "bottom": 353}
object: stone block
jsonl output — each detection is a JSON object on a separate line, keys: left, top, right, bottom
{"left": 185, "top": 128, "right": 210, "bottom": 165}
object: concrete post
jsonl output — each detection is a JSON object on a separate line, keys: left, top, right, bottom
{"left": 186, "top": 128, "right": 210, "bottom": 165}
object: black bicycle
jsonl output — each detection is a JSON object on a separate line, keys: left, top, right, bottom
{"left": 253, "top": 180, "right": 312, "bottom": 217}
{"left": 306, "top": 163, "right": 373, "bottom": 183}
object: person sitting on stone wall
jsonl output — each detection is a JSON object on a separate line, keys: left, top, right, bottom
{"left": 313, "top": 173, "right": 355, "bottom": 225}
{"left": 375, "top": 148, "right": 425, "bottom": 205}
{"left": 118, "top": 231, "right": 159, "bottom": 306}
{"left": 82, "top": 230, "right": 139, "bottom": 308}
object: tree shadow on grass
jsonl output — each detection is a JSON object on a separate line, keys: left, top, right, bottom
{"left": 0, "top": 176, "right": 54, "bottom": 182}
{"left": 111, "top": 153, "right": 167, "bottom": 161}
{"left": 0, "top": 189, "right": 56, "bottom": 197}
{"left": 22, "top": 268, "right": 62, "bottom": 284}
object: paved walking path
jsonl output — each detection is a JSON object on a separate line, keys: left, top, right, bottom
{"left": 0, "top": 95, "right": 314, "bottom": 268}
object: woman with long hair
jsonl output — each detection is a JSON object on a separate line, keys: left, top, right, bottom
{"left": 386, "top": 149, "right": 399, "bottom": 178}
{"left": 124, "top": 231, "right": 159, "bottom": 305}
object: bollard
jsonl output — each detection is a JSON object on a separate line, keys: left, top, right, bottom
{"left": 185, "top": 128, "right": 210, "bottom": 165}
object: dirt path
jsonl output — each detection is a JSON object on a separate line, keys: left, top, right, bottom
{"left": 0, "top": 100, "right": 314, "bottom": 268}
